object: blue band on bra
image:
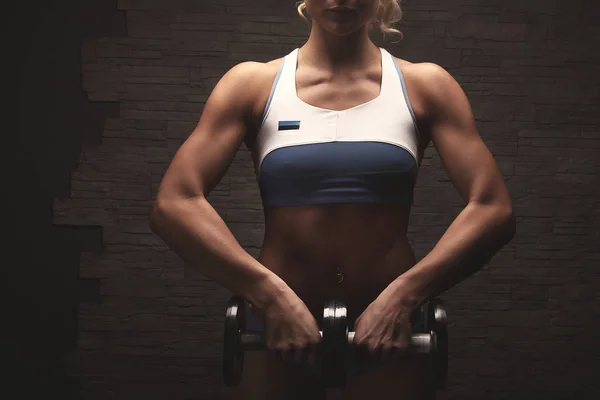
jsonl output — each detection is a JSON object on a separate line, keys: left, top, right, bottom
{"left": 259, "top": 141, "right": 417, "bottom": 207}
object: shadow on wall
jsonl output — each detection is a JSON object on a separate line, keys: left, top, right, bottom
{"left": 11, "top": 0, "right": 126, "bottom": 398}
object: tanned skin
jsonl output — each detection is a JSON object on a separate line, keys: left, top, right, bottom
{"left": 150, "top": 1, "right": 515, "bottom": 398}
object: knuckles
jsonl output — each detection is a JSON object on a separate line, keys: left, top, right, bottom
{"left": 358, "top": 339, "right": 409, "bottom": 355}
{"left": 268, "top": 341, "right": 316, "bottom": 352}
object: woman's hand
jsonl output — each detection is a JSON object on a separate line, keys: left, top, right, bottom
{"left": 353, "top": 288, "right": 415, "bottom": 364}
{"left": 255, "top": 290, "right": 322, "bottom": 365}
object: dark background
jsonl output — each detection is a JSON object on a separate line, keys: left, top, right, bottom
{"left": 8, "top": 0, "right": 599, "bottom": 399}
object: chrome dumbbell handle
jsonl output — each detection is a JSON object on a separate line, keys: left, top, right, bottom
{"left": 239, "top": 331, "right": 435, "bottom": 354}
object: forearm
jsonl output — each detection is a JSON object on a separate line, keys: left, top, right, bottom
{"left": 150, "top": 196, "right": 288, "bottom": 309}
{"left": 391, "top": 201, "right": 515, "bottom": 308}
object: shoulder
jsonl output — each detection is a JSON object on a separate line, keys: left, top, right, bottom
{"left": 216, "top": 58, "right": 283, "bottom": 124}
{"left": 217, "top": 58, "right": 282, "bottom": 99}
{"left": 393, "top": 58, "right": 458, "bottom": 95}
{"left": 225, "top": 58, "right": 282, "bottom": 81}
{"left": 392, "top": 57, "right": 467, "bottom": 119}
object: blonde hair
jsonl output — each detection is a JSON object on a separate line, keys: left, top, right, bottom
{"left": 295, "top": 0, "right": 404, "bottom": 41}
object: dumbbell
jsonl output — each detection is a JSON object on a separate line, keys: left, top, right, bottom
{"left": 422, "top": 297, "right": 448, "bottom": 390}
{"left": 223, "top": 296, "right": 448, "bottom": 388}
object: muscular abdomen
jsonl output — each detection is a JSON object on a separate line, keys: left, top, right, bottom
{"left": 258, "top": 204, "right": 416, "bottom": 324}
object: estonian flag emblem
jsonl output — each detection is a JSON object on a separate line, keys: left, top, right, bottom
{"left": 278, "top": 120, "right": 301, "bottom": 131}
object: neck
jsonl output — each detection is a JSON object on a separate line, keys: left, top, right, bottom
{"left": 301, "top": 24, "right": 379, "bottom": 72}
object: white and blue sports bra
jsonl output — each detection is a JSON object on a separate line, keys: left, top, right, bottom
{"left": 252, "top": 47, "right": 420, "bottom": 207}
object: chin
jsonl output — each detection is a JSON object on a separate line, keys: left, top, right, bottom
{"left": 323, "top": 22, "right": 364, "bottom": 37}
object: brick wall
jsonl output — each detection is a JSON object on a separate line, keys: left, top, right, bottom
{"left": 12, "top": 0, "right": 599, "bottom": 399}
{"left": 10, "top": 0, "right": 126, "bottom": 398}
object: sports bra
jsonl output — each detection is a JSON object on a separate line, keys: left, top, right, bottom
{"left": 252, "top": 47, "right": 420, "bottom": 207}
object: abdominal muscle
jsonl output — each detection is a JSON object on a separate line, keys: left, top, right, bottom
{"left": 256, "top": 203, "right": 416, "bottom": 325}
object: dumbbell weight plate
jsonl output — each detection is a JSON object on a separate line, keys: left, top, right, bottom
{"left": 411, "top": 302, "right": 427, "bottom": 333}
{"left": 428, "top": 298, "right": 448, "bottom": 389}
{"left": 321, "top": 299, "right": 349, "bottom": 388}
{"left": 223, "top": 296, "right": 245, "bottom": 387}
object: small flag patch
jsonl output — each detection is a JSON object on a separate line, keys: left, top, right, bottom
{"left": 278, "top": 120, "right": 301, "bottom": 131}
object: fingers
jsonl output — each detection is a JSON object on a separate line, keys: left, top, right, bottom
{"left": 305, "top": 343, "right": 319, "bottom": 365}
{"left": 273, "top": 339, "right": 408, "bottom": 365}
{"left": 379, "top": 344, "right": 393, "bottom": 363}
{"left": 271, "top": 342, "right": 295, "bottom": 362}
{"left": 355, "top": 338, "right": 410, "bottom": 364}
{"left": 385, "top": 340, "right": 410, "bottom": 363}
{"left": 296, "top": 343, "right": 320, "bottom": 365}
{"left": 272, "top": 342, "right": 319, "bottom": 365}
{"left": 267, "top": 327, "right": 321, "bottom": 364}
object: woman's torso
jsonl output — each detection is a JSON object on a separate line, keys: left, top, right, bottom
{"left": 244, "top": 46, "right": 429, "bottom": 323}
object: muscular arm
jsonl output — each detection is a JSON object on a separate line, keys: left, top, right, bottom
{"left": 391, "top": 63, "right": 516, "bottom": 307}
{"left": 149, "top": 61, "right": 288, "bottom": 309}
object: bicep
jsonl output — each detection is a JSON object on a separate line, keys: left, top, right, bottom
{"left": 156, "top": 64, "right": 258, "bottom": 201}
{"left": 425, "top": 65, "right": 510, "bottom": 205}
